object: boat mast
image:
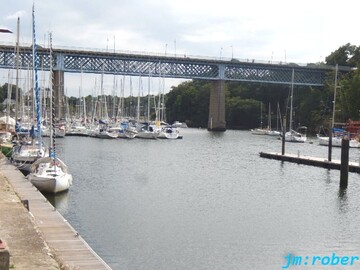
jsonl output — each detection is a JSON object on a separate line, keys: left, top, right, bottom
{"left": 136, "top": 77, "right": 141, "bottom": 122}
{"left": 49, "top": 32, "right": 56, "bottom": 159}
{"left": 268, "top": 103, "right": 271, "bottom": 129}
{"left": 147, "top": 73, "right": 151, "bottom": 122}
{"left": 6, "top": 71, "right": 11, "bottom": 133}
{"left": 260, "top": 102, "right": 263, "bottom": 129}
{"left": 15, "top": 17, "right": 20, "bottom": 122}
{"left": 32, "top": 4, "right": 42, "bottom": 148}
{"left": 331, "top": 64, "right": 338, "bottom": 129}
{"left": 289, "top": 68, "right": 295, "bottom": 131}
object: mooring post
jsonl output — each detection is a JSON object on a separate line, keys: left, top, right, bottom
{"left": 328, "top": 129, "right": 332, "bottom": 161}
{"left": 0, "top": 240, "right": 9, "bottom": 270}
{"left": 281, "top": 117, "right": 286, "bottom": 155}
{"left": 340, "top": 137, "right": 349, "bottom": 188}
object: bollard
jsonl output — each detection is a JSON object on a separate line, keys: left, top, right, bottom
{"left": 21, "top": 199, "right": 29, "bottom": 211}
{"left": 281, "top": 117, "right": 286, "bottom": 155}
{"left": 0, "top": 240, "right": 9, "bottom": 270}
{"left": 340, "top": 138, "right": 349, "bottom": 188}
{"left": 328, "top": 130, "right": 332, "bottom": 161}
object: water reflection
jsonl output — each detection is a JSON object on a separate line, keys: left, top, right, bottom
{"left": 44, "top": 191, "right": 69, "bottom": 213}
{"left": 324, "top": 169, "right": 332, "bottom": 184}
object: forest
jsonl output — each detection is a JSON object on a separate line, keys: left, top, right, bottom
{"left": 1, "top": 43, "right": 360, "bottom": 134}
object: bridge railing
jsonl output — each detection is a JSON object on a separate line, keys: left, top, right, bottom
{"left": 0, "top": 41, "right": 334, "bottom": 69}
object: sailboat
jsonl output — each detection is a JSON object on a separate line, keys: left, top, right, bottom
{"left": 11, "top": 9, "right": 47, "bottom": 172}
{"left": 251, "top": 102, "right": 268, "bottom": 135}
{"left": 265, "top": 103, "right": 281, "bottom": 136}
{"left": 317, "top": 65, "right": 360, "bottom": 148}
{"left": 90, "top": 63, "right": 118, "bottom": 139}
{"left": 284, "top": 69, "right": 307, "bottom": 143}
{"left": 135, "top": 76, "right": 160, "bottom": 139}
{"left": 27, "top": 32, "right": 72, "bottom": 194}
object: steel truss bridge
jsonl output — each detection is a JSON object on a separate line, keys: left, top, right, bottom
{"left": 0, "top": 44, "right": 344, "bottom": 85}
{"left": 0, "top": 44, "right": 349, "bottom": 130}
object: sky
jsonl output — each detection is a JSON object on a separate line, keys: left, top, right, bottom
{"left": 1, "top": 0, "right": 360, "bottom": 97}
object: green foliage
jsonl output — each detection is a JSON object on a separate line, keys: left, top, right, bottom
{"left": 337, "top": 67, "right": 360, "bottom": 121}
{"left": 325, "top": 43, "right": 360, "bottom": 67}
{"left": 226, "top": 97, "right": 260, "bottom": 129}
{"left": 165, "top": 80, "right": 210, "bottom": 127}
{"left": 165, "top": 78, "right": 338, "bottom": 132}
{"left": 0, "top": 83, "right": 17, "bottom": 111}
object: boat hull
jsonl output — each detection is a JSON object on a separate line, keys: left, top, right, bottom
{"left": 283, "top": 129, "right": 307, "bottom": 143}
{"left": 28, "top": 157, "right": 73, "bottom": 194}
{"left": 318, "top": 136, "right": 360, "bottom": 148}
{"left": 28, "top": 174, "right": 72, "bottom": 194}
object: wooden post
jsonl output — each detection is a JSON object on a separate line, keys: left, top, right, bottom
{"left": 281, "top": 116, "right": 286, "bottom": 155}
{"left": 328, "top": 128, "right": 332, "bottom": 161}
{"left": 340, "top": 138, "right": 349, "bottom": 188}
{"left": 0, "top": 240, "right": 9, "bottom": 270}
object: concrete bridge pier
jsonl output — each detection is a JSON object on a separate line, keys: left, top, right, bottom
{"left": 208, "top": 80, "right": 226, "bottom": 131}
{"left": 53, "top": 70, "right": 65, "bottom": 121}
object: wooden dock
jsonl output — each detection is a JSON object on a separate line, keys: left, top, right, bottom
{"left": 260, "top": 152, "right": 360, "bottom": 173}
{"left": 0, "top": 157, "right": 112, "bottom": 269}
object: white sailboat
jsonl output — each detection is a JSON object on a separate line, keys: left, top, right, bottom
{"left": 90, "top": 63, "right": 118, "bottom": 139}
{"left": 265, "top": 103, "right": 281, "bottom": 136}
{"left": 157, "top": 122, "right": 179, "bottom": 139}
{"left": 11, "top": 11, "right": 47, "bottom": 172}
{"left": 136, "top": 122, "right": 160, "bottom": 139}
{"left": 27, "top": 32, "right": 72, "bottom": 194}
{"left": 284, "top": 69, "right": 307, "bottom": 143}
{"left": 251, "top": 102, "right": 268, "bottom": 135}
{"left": 28, "top": 156, "right": 73, "bottom": 194}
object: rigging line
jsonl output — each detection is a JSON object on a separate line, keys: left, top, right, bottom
{"left": 32, "top": 4, "right": 42, "bottom": 148}
{"left": 49, "top": 32, "right": 56, "bottom": 159}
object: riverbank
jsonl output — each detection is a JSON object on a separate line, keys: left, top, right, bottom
{"left": 0, "top": 153, "right": 111, "bottom": 269}
{"left": 0, "top": 155, "right": 60, "bottom": 269}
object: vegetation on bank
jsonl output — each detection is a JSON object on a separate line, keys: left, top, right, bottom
{"left": 1, "top": 43, "right": 360, "bottom": 133}
{"left": 166, "top": 43, "right": 360, "bottom": 133}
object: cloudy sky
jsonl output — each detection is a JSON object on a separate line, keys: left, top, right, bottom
{"left": 1, "top": 0, "right": 360, "bottom": 97}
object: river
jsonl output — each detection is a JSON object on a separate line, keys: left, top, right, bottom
{"left": 46, "top": 129, "right": 360, "bottom": 269}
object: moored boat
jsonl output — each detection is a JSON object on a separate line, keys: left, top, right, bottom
{"left": 27, "top": 31, "right": 72, "bottom": 194}
{"left": 28, "top": 157, "right": 72, "bottom": 194}
{"left": 317, "top": 128, "right": 360, "bottom": 148}
{"left": 158, "top": 125, "right": 179, "bottom": 139}
{"left": 136, "top": 123, "right": 160, "bottom": 139}
{"left": 284, "top": 128, "right": 307, "bottom": 143}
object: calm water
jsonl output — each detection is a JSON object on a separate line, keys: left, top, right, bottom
{"left": 48, "top": 129, "right": 360, "bottom": 269}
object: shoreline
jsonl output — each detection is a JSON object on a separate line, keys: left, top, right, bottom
{"left": 0, "top": 153, "right": 111, "bottom": 269}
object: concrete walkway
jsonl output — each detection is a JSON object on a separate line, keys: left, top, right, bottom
{"left": 0, "top": 154, "right": 111, "bottom": 269}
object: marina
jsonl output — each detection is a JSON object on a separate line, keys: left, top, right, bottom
{"left": 1, "top": 2, "right": 360, "bottom": 270}
{"left": 37, "top": 130, "right": 360, "bottom": 269}
{"left": 2, "top": 129, "right": 360, "bottom": 269}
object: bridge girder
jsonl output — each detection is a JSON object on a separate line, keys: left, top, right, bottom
{"left": 0, "top": 44, "right": 342, "bottom": 86}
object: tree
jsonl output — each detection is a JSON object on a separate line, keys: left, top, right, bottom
{"left": 325, "top": 43, "right": 358, "bottom": 67}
